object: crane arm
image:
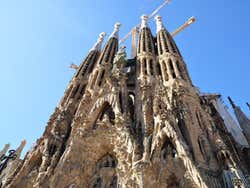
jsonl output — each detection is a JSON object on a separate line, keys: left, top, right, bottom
{"left": 119, "top": 0, "right": 171, "bottom": 44}
{"left": 149, "top": 0, "right": 171, "bottom": 19}
{"left": 171, "top": 16, "right": 196, "bottom": 37}
{"left": 70, "top": 63, "right": 79, "bottom": 70}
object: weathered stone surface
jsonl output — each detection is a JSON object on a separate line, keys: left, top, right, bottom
{"left": 2, "top": 16, "right": 250, "bottom": 188}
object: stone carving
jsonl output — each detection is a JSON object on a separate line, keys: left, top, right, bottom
{"left": 3, "top": 14, "right": 250, "bottom": 188}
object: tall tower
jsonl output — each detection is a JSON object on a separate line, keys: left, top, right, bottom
{"left": 228, "top": 97, "right": 250, "bottom": 145}
{"left": 2, "top": 13, "right": 250, "bottom": 188}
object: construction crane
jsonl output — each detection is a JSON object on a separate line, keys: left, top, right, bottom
{"left": 119, "top": 0, "right": 196, "bottom": 58}
{"left": 70, "top": 0, "right": 196, "bottom": 69}
{"left": 70, "top": 63, "right": 79, "bottom": 70}
{"left": 171, "top": 16, "right": 196, "bottom": 37}
{"left": 119, "top": 0, "right": 172, "bottom": 57}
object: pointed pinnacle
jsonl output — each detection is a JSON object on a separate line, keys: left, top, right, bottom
{"left": 90, "top": 32, "right": 107, "bottom": 52}
{"left": 109, "top": 22, "right": 121, "bottom": 39}
{"left": 155, "top": 15, "right": 165, "bottom": 33}
{"left": 140, "top": 15, "right": 149, "bottom": 29}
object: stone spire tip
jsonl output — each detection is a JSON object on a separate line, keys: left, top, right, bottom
{"left": 109, "top": 22, "right": 121, "bottom": 39}
{"left": 140, "top": 14, "right": 149, "bottom": 29}
{"left": 90, "top": 32, "right": 106, "bottom": 52}
{"left": 155, "top": 15, "right": 165, "bottom": 33}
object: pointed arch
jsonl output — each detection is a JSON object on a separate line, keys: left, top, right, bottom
{"left": 161, "top": 137, "right": 177, "bottom": 160}
{"left": 162, "top": 31, "right": 170, "bottom": 53}
{"left": 157, "top": 61, "right": 162, "bottom": 78}
{"left": 91, "top": 154, "right": 118, "bottom": 188}
{"left": 168, "top": 59, "right": 176, "bottom": 79}
{"left": 149, "top": 59, "right": 154, "bottom": 76}
{"left": 98, "top": 102, "right": 115, "bottom": 123}
{"left": 70, "top": 84, "right": 80, "bottom": 99}
{"left": 88, "top": 52, "right": 99, "bottom": 74}
{"left": 98, "top": 70, "right": 105, "bottom": 86}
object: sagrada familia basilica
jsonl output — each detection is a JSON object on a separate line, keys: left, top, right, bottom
{"left": 0, "top": 9, "right": 250, "bottom": 188}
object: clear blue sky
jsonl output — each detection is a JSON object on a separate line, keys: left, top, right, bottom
{"left": 0, "top": 0, "right": 249, "bottom": 155}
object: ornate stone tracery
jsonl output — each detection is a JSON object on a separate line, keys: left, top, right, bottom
{"left": 2, "top": 14, "right": 250, "bottom": 188}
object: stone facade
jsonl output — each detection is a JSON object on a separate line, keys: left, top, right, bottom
{"left": 1, "top": 15, "right": 250, "bottom": 188}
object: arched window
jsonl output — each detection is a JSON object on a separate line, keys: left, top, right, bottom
{"left": 169, "top": 59, "right": 176, "bottom": 78}
{"left": 157, "top": 62, "right": 162, "bottom": 77}
{"left": 91, "top": 154, "right": 118, "bottom": 188}
{"left": 98, "top": 71, "right": 105, "bottom": 86}
{"left": 161, "top": 137, "right": 177, "bottom": 160}
{"left": 162, "top": 32, "right": 169, "bottom": 53}
{"left": 92, "top": 71, "right": 98, "bottom": 86}
{"left": 149, "top": 59, "right": 154, "bottom": 76}
{"left": 88, "top": 53, "right": 98, "bottom": 74}
{"left": 70, "top": 84, "right": 80, "bottom": 99}
{"left": 77, "top": 85, "right": 86, "bottom": 100}
{"left": 162, "top": 61, "right": 169, "bottom": 81}
{"left": 48, "top": 144, "right": 57, "bottom": 156}
{"left": 98, "top": 103, "right": 115, "bottom": 124}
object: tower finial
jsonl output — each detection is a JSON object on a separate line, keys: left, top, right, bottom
{"left": 228, "top": 96, "right": 236, "bottom": 109}
{"left": 90, "top": 32, "right": 106, "bottom": 52}
{"left": 155, "top": 15, "right": 165, "bottom": 33}
{"left": 109, "top": 22, "right": 121, "bottom": 39}
{"left": 140, "top": 15, "right": 149, "bottom": 29}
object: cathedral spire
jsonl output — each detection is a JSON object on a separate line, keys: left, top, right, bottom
{"left": 137, "top": 14, "right": 155, "bottom": 55}
{"left": 228, "top": 96, "right": 250, "bottom": 145}
{"left": 90, "top": 32, "right": 106, "bottom": 52}
{"left": 140, "top": 15, "right": 149, "bottom": 29}
{"left": 154, "top": 15, "right": 192, "bottom": 83}
{"left": 155, "top": 15, "right": 165, "bottom": 33}
{"left": 89, "top": 23, "right": 121, "bottom": 88}
{"left": 97, "top": 22, "right": 120, "bottom": 65}
{"left": 109, "top": 22, "right": 121, "bottom": 39}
